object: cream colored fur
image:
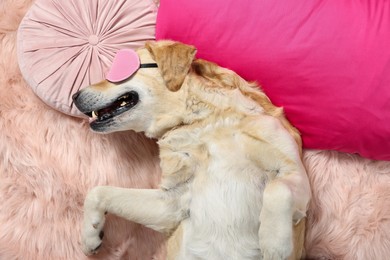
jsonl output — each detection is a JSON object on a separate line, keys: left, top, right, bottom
{"left": 73, "top": 41, "right": 311, "bottom": 259}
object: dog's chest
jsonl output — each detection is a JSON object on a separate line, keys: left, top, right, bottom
{"left": 159, "top": 124, "right": 270, "bottom": 259}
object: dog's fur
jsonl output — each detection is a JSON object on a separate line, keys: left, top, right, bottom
{"left": 73, "top": 41, "right": 311, "bottom": 260}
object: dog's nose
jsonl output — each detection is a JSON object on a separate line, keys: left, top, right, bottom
{"left": 72, "top": 91, "right": 81, "bottom": 101}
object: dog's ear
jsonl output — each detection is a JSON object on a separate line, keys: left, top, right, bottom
{"left": 145, "top": 41, "right": 197, "bottom": 92}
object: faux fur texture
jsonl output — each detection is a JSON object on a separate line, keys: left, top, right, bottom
{"left": 0, "top": 1, "right": 165, "bottom": 259}
{"left": 0, "top": 1, "right": 389, "bottom": 259}
{"left": 304, "top": 150, "right": 390, "bottom": 259}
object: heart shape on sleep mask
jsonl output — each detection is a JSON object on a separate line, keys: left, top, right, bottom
{"left": 106, "top": 49, "right": 158, "bottom": 83}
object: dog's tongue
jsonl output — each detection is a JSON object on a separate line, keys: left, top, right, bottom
{"left": 106, "top": 49, "right": 140, "bottom": 82}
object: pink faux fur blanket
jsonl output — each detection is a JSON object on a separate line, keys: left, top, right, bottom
{"left": 1, "top": 1, "right": 390, "bottom": 259}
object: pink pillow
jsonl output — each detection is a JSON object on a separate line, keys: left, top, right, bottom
{"left": 17, "top": 0, "right": 157, "bottom": 117}
{"left": 156, "top": 0, "right": 390, "bottom": 161}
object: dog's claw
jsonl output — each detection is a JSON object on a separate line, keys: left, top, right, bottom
{"left": 82, "top": 239, "right": 102, "bottom": 256}
{"left": 92, "top": 220, "right": 101, "bottom": 229}
{"left": 99, "top": 231, "right": 104, "bottom": 239}
{"left": 93, "top": 243, "right": 102, "bottom": 252}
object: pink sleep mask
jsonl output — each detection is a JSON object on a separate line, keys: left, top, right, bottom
{"left": 106, "top": 49, "right": 158, "bottom": 82}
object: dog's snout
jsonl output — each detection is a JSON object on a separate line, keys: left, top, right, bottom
{"left": 72, "top": 90, "right": 88, "bottom": 113}
{"left": 72, "top": 91, "right": 81, "bottom": 101}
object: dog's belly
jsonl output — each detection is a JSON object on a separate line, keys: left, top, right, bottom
{"left": 180, "top": 161, "right": 266, "bottom": 260}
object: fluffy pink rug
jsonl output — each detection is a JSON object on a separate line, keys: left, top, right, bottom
{"left": 304, "top": 150, "right": 390, "bottom": 259}
{"left": 1, "top": 1, "right": 389, "bottom": 259}
{"left": 0, "top": 1, "right": 165, "bottom": 259}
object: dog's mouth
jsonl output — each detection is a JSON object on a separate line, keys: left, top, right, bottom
{"left": 85, "top": 91, "right": 139, "bottom": 123}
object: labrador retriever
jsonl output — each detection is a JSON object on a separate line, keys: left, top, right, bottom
{"left": 73, "top": 40, "right": 311, "bottom": 260}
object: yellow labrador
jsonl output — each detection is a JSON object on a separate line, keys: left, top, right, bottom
{"left": 73, "top": 40, "right": 311, "bottom": 260}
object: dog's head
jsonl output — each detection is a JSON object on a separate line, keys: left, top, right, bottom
{"left": 73, "top": 41, "right": 196, "bottom": 137}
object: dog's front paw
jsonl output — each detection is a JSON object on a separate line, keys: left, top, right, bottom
{"left": 259, "top": 223, "right": 293, "bottom": 260}
{"left": 259, "top": 182, "right": 296, "bottom": 260}
{"left": 82, "top": 226, "right": 105, "bottom": 255}
{"left": 259, "top": 235, "right": 292, "bottom": 260}
{"left": 81, "top": 188, "right": 106, "bottom": 255}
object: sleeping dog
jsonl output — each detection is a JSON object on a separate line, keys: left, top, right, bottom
{"left": 73, "top": 40, "right": 311, "bottom": 260}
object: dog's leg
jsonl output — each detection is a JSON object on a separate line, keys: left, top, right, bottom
{"left": 81, "top": 186, "right": 185, "bottom": 255}
{"left": 259, "top": 172, "right": 309, "bottom": 260}
{"left": 241, "top": 121, "right": 310, "bottom": 259}
{"left": 259, "top": 181, "right": 294, "bottom": 260}
{"left": 290, "top": 218, "right": 306, "bottom": 260}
